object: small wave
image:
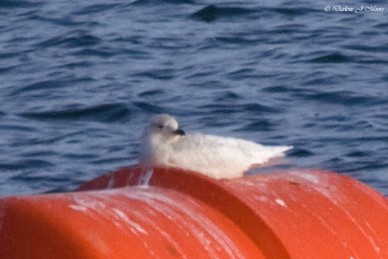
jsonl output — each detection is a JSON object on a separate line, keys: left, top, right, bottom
{"left": 262, "top": 86, "right": 291, "bottom": 93}
{"left": 26, "top": 14, "right": 86, "bottom": 27}
{"left": 0, "top": 0, "right": 43, "bottom": 8}
{"left": 237, "top": 119, "right": 273, "bottom": 132}
{"left": 0, "top": 159, "right": 53, "bottom": 171}
{"left": 289, "top": 148, "right": 314, "bottom": 157}
{"left": 191, "top": 5, "right": 256, "bottom": 22}
{"left": 198, "top": 103, "right": 239, "bottom": 115}
{"left": 9, "top": 79, "right": 68, "bottom": 96}
{"left": 56, "top": 61, "right": 94, "bottom": 70}
{"left": 10, "top": 172, "right": 70, "bottom": 185}
{"left": 214, "top": 91, "right": 241, "bottom": 102}
{"left": 19, "top": 103, "right": 131, "bottom": 123}
{"left": 269, "top": 7, "right": 313, "bottom": 16}
{"left": 71, "top": 3, "right": 122, "bottom": 15}
{"left": 374, "top": 22, "right": 388, "bottom": 29}
{"left": 225, "top": 68, "right": 261, "bottom": 79}
{"left": 36, "top": 30, "right": 101, "bottom": 49}
{"left": 133, "top": 101, "right": 166, "bottom": 114}
{"left": 132, "top": 69, "right": 176, "bottom": 80}
{"left": 215, "top": 35, "right": 259, "bottom": 47}
{"left": 131, "top": 0, "right": 194, "bottom": 6}
{"left": 138, "top": 89, "right": 165, "bottom": 98}
{"left": 0, "top": 64, "right": 20, "bottom": 75}
{"left": 309, "top": 53, "right": 352, "bottom": 63}
{"left": 191, "top": 4, "right": 314, "bottom": 23}
{"left": 73, "top": 48, "right": 116, "bottom": 58}
{"left": 300, "top": 91, "right": 371, "bottom": 106}
{"left": 346, "top": 151, "right": 368, "bottom": 158}
{"left": 198, "top": 102, "right": 280, "bottom": 115}
{"left": 243, "top": 103, "right": 281, "bottom": 114}
{"left": 343, "top": 44, "right": 388, "bottom": 53}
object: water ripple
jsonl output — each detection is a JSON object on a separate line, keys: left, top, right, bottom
{"left": 131, "top": 0, "right": 194, "bottom": 6}
{"left": 71, "top": 3, "right": 122, "bottom": 15}
{"left": 309, "top": 53, "right": 353, "bottom": 63}
{"left": 191, "top": 5, "right": 256, "bottom": 22}
{"left": 19, "top": 103, "right": 131, "bottom": 122}
{"left": 0, "top": 0, "right": 43, "bottom": 8}
{"left": 297, "top": 91, "right": 374, "bottom": 106}
{"left": 36, "top": 30, "right": 101, "bottom": 48}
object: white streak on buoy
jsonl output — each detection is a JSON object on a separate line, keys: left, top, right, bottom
{"left": 275, "top": 198, "right": 287, "bottom": 208}
{"left": 138, "top": 168, "right": 153, "bottom": 187}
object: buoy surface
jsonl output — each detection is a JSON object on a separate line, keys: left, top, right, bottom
{"left": 1, "top": 166, "right": 388, "bottom": 259}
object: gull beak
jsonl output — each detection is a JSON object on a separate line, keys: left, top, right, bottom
{"left": 174, "top": 128, "right": 185, "bottom": 136}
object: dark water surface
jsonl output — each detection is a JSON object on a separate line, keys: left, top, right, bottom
{"left": 0, "top": 0, "right": 387, "bottom": 195}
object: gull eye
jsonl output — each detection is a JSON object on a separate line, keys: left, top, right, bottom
{"left": 157, "top": 125, "right": 164, "bottom": 129}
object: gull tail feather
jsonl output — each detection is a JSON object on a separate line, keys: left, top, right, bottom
{"left": 261, "top": 145, "right": 293, "bottom": 160}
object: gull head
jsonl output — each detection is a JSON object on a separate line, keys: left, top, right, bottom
{"left": 145, "top": 114, "right": 185, "bottom": 141}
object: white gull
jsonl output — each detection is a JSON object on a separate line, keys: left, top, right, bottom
{"left": 139, "top": 114, "right": 292, "bottom": 179}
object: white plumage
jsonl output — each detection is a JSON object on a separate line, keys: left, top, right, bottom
{"left": 139, "top": 114, "right": 292, "bottom": 179}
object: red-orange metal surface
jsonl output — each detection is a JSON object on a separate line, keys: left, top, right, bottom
{"left": 1, "top": 165, "right": 388, "bottom": 259}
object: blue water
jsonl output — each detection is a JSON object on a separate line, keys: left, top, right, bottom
{"left": 0, "top": 0, "right": 387, "bottom": 196}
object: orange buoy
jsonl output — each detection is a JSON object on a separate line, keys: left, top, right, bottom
{"left": 1, "top": 165, "right": 388, "bottom": 259}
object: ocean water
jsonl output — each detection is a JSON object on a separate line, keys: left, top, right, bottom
{"left": 0, "top": 0, "right": 387, "bottom": 196}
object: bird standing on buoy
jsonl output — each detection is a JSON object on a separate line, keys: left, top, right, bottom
{"left": 139, "top": 114, "right": 292, "bottom": 179}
